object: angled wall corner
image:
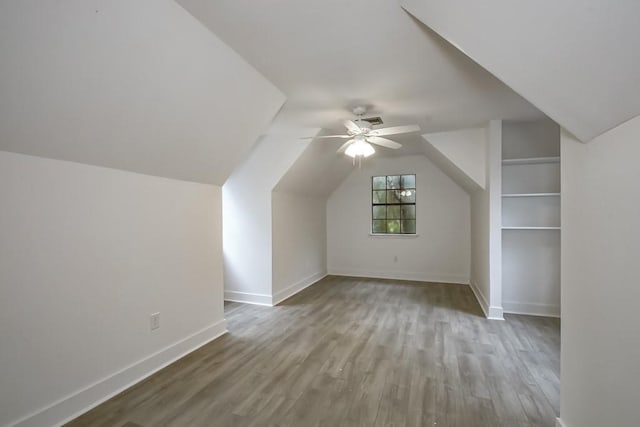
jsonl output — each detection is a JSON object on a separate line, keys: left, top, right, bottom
{"left": 560, "top": 116, "right": 640, "bottom": 427}
{"left": 222, "top": 129, "right": 321, "bottom": 305}
{"left": 417, "top": 124, "right": 503, "bottom": 319}
{"left": 422, "top": 127, "right": 487, "bottom": 192}
{"left": 400, "top": 0, "right": 640, "bottom": 142}
{"left": 274, "top": 137, "right": 355, "bottom": 198}
{"left": 0, "top": 0, "right": 285, "bottom": 185}
{"left": 460, "top": 121, "right": 503, "bottom": 320}
{"left": 271, "top": 191, "right": 328, "bottom": 305}
{"left": 270, "top": 136, "right": 356, "bottom": 303}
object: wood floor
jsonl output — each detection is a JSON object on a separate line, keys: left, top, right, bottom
{"left": 67, "top": 276, "right": 560, "bottom": 427}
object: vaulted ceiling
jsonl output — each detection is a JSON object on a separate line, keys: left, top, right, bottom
{"left": 0, "top": 0, "right": 284, "bottom": 184}
{"left": 177, "top": 0, "right": 543, "bottom": 137}
{"left": 2, "top": 0, "right": 637, "bottom": 190}
{"left": 400, "top": 0, "right": 640, "bottom": 142}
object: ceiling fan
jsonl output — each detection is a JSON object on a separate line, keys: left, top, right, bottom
{"left": 305, "top": 106, "right": 421, "bottom": 158}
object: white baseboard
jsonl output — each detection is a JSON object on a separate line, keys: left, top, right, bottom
{"left": 272, "top": 271, "right": 327, "bottom": 305}
{"left": 224, "top": 290, "right": 273, "bottom": 306}
{"left": 328, "top": 267, "right": 469, "bottom": 285}
{"left": 503, "top": 301, "right": 561, "bottom": 318}
{"left": 556, "top": 417, "right": 566, "bottom": 427}
{"left": 469, "top": 280, "right": 504, "bottom": 320}
{"left": 11, "top": 319, "right": 227, "bottom": 427}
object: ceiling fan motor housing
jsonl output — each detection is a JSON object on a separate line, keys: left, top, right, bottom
{"left": 352, "top": 106, "right": 367, "bottom": 116}
{"left": 355, "top": 121, "right": 371, "bottom": 132}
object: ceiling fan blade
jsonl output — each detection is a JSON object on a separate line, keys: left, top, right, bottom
{"left": 344, "top": 120, "right": 361, "bottom": 133}
{"left": 368, "top": 125, "right": 421, "bottom": 137}
{"left": 367, "top": 136, "right": 402, "bottom": 149}
{"left": 299, "top": 135, "right": 351, "bottom": 140}
{"left": 337, "top": 139, "right": 354, "bottom": 153}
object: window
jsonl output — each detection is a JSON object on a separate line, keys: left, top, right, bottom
{"left": 371, "top": 174, "right": 416, "bottom": 234}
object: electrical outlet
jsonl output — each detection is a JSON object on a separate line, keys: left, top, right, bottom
{"left": 150, "top": 312, "right": 160, "bottom": 331}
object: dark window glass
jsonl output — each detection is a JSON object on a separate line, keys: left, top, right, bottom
{"left": 372, "top": 220, "right": 386, "bottom": 233}
{"left": 387, "top": 189, "right": 402, "bottom": 204}
{"left": 401, "top": 220, "right": 416, "bottom": 234}
{"left": 387, "top": 220, "right": 401, "bottom": 234}
{"left": 401, "top": 175, "right": 416, "bottom": 189}
{"left": 372, "top": 176, "right": 387, "bottom": 190}
{"left": 372, "top": 190, "right": 386, "bottom": 204}
{"left": 401, "top": 205, "right": 416, "bottom": 219}
{"left": 387, "top": 175, "right": 401, "bottom": 189}
{"left": 372, "top": 206, "right": 386, "bottom": 219}
{"left": 371, "top": 174, "right": 416, "bottom": 234}
{"left": 387, "top": 205, "right": 401, "bottom": 219}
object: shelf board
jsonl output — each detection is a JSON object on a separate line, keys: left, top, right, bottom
{"left": 502, "top": 156, "right": 560, "bottom": 166}
{"left": 502, "top": 226, "right": 561, "bottom": 230}
{"left": 502, "top": 192, "right": 560, "bottom": 198}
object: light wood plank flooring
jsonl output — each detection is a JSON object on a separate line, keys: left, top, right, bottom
{"left": 67, "top": 276, "right": 560, "bottom": 427}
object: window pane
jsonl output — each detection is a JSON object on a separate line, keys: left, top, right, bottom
{"left": 372, "top": 206, "right": 386, "bottom": 219}
{"left": 401, "top": 174, "right": 416, "bottom": 189}
{"left": 401, "top": 190, "right": 416, "bottom": 203}
{"left": 387, "top": 220, "right": 400, "bottom": 233}
{"left": 372, "top": 220, "right": 386, "bottom": 233}
{"left": 372, "top": 176, "right": 386, "bottom": 190}
{"left": 401, "top": 220, "right": 416, "bottom": 234}
{"left": 372, "top": 174, "right": 416, "bottom": 234}
{"left": 386, "top": 175, "right": 401, "bottom": 189}
{"left": 387, "top": 190, "right": 401, "bottom": 204}
{"left": 401, "top": 205, "right": 416, "bottom": 219}
{"left": 372, "top": 190, "right": 386, "bottom": 204}
{"left": 387, "top": 205, "right": 401, "bottom": 219}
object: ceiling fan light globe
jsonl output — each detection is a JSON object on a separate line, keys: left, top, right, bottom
{"left": 345, "top": 140, "right": 375, "bottom": 158}
{"left": 344, "top": 144, "right": 358, "bottom": 158}
{"left": 363, "top": 143, "right": 375, "bottom": 157}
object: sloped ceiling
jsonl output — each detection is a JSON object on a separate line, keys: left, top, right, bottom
{"left": 226, "top": 129, "right": 321, "bottom": 194}
{"left": 274, "top": 129, "right": 437, "bottom": 198}
{"left": 0, "top": 0, "right": 285, "bottom": 185}
{"left": 422, "top": 127, "right": 487, "bottom": 192}
{"left": 177, "top": 0, "right": 542, "bottom": 136}
{"left": 273, "top": 136, "right": 354, "bottom": 197}
{"left": 401, "top": 0, "right": 640, "bottom": 142}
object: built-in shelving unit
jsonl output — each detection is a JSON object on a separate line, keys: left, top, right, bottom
{"left": 502, "top": 192, "right": 560, "bottom": 198}
{"left": 502, "top": 153, "right": 561, "bottom": 230}
{"left": 501, "top": 120, "right": 561, "bottom": 317}
{"left": 502, "top": 156, "right": 560, "bottom": 166}
{"left": 502, "top": 226, "right": 561, "bottom": 230}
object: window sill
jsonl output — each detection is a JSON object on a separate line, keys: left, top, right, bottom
{"left": 369, "top": 233, "right": 420, "bottom": 238}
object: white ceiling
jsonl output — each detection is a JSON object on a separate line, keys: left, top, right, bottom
{"left": 401, "top": 0, "right": 640, "bottom": 142}
{"left": 0, "top": 0, "right": 284, "bottom": 185}
{"left": 3, "top": 0, "right": 634, "bottom": 194}
{"left": 423, "top": 127, "right": 487, "bottom": 190}
{"left": 273, "top": 137, "right": 355, "bottom": 197}
{"left": 272, "top": 127, "right": 428, "bottom": 197}
{"left": 177, "top": 0, "right": 544, "bottom": 137}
